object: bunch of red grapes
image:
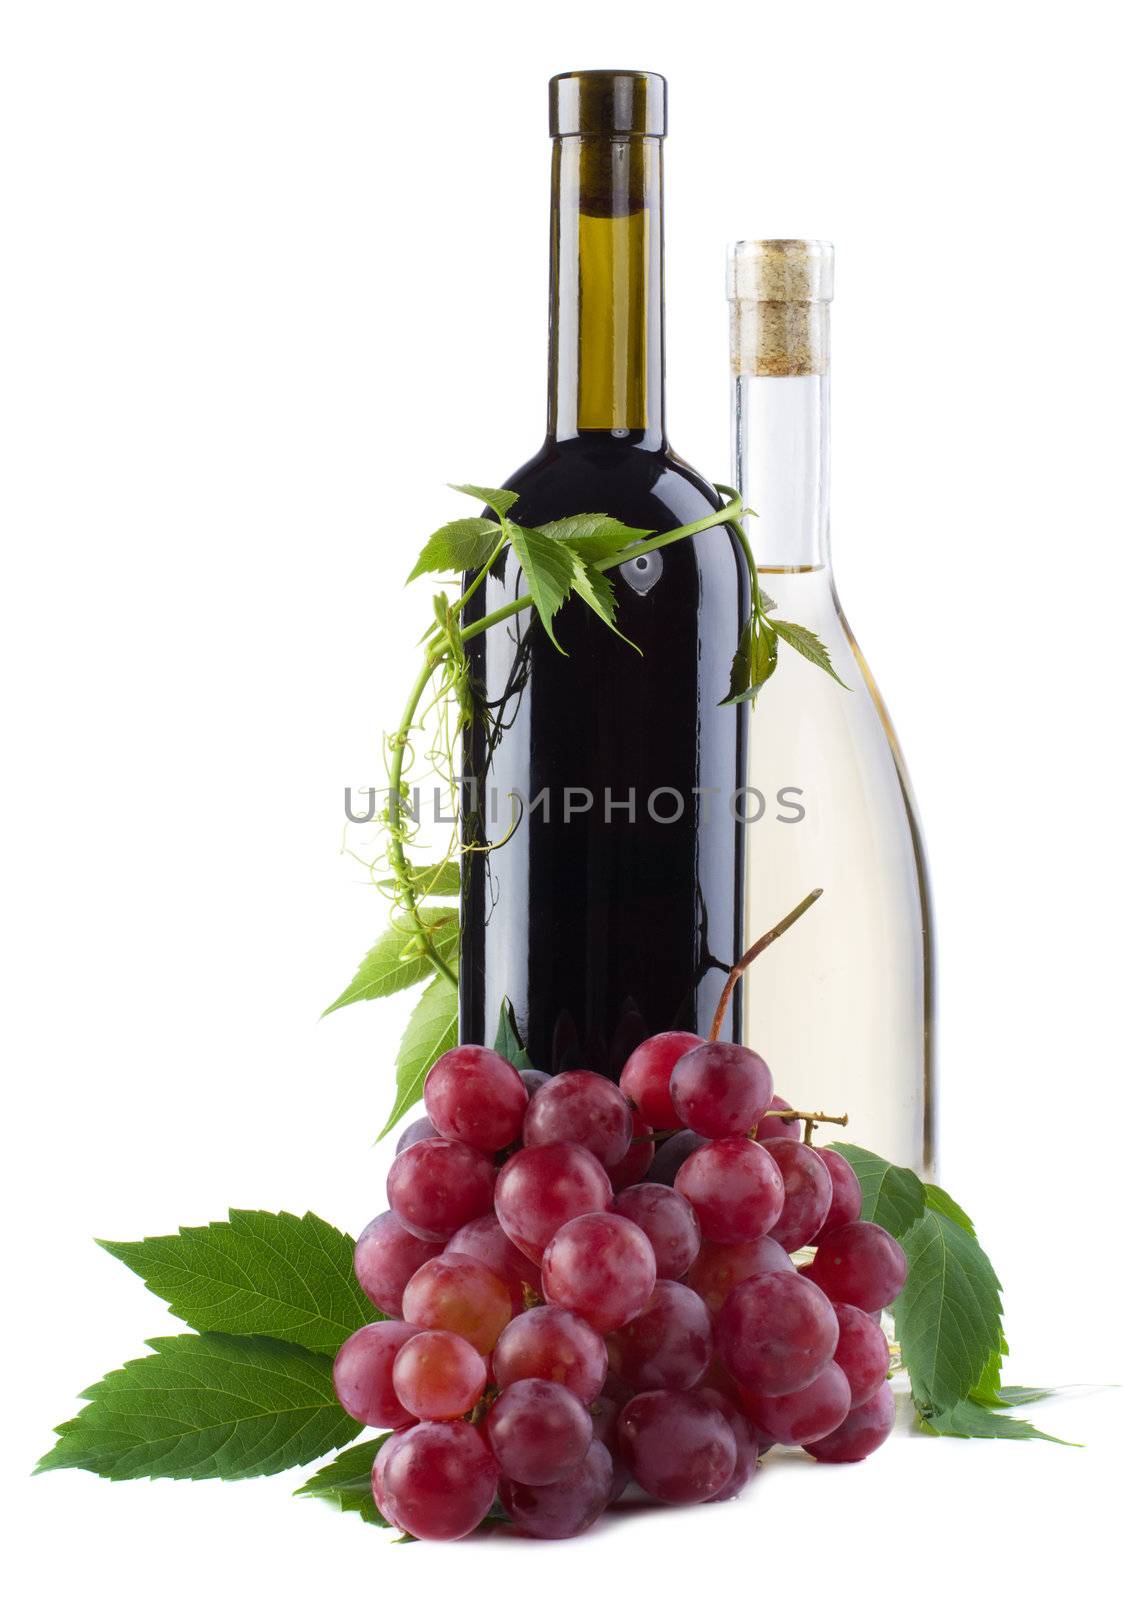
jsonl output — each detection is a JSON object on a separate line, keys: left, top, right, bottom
{"left": 333, "top": 1032, "right": 907, "bottom": 1541}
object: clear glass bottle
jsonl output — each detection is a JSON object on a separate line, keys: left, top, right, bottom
{"left": 728, "top": 240, "right": 935, "bottom": 1173}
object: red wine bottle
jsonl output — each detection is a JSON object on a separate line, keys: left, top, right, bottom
{"left": 460, "top": 71, "right": 747, "bottom": 1076}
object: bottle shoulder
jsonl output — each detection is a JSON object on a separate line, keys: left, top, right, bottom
{"left": 501, "top": 435, "right": 723, "bottom": 533}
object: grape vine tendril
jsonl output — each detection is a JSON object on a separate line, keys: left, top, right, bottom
{"left": 385, "top": 487, "right": 751, "bottom": 987}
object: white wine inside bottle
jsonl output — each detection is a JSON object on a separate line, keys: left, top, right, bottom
{"left": 729, "top": 241, "right": 935, "bottom": 1173}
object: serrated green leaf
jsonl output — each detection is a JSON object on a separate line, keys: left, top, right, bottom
{"left": 378, "top": 860, "right": 461, "bottom": 898}
{"left": 570, "top": 560, "right": 639, "bottom": 649}
{"left": 829, "top": 1142, "right": 927, "bottom": 1237}
{"left": 98, "top": 1210, "right": 377, "bottom": 1357}
{"left": 917, "top": 1398, "right": 1075, "bottom": 1445}
{"left": 768, "top": 618, "right": 849, "bottom": 688}
{"left": 721, "top": 622, "right": 778, "bottom": 706}
{"left": 449, "top": 483, "right": 519, "bottom": 520}
{"left": 538, "top": 513, "right": 649, "bottom": 563}
{"left": 379, "top": 971, "right": 458, "bottom": 1139}
{"left": 36, "top": 1334, "right": 361, "bottom": 1481}
{"left": 296, "top": 1435, "right": 389, "bottom": 1525}
{"left": 323, "top": 911, "right": 459, "bottom": 1016}
{"left": 406, "top": 518, "right": 502, "bottom": 584}
{"left": 924, "top": 1183, "right": 977, "bottom": 1237}
{"left": 493, "top": 997, "right": 535, "bottom": 1073}
{"left": 506, "top": 522, "right": 580, "bottom": 652}
{"left": 987, "top": 1384, "right": 1064, "bottom": 1408}
{"left": 895, "top": 1209, "right": 1004, "bottom": 1413}
{"left": 970, "top": 1334, "right": 1010, "bottom": 1404}
{"left": 758, "top": 588, "right": 777, "bottom": 614}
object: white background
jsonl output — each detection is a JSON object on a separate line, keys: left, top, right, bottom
{"left": 2, "top": 2, "right": 1137, "bottom": 1596}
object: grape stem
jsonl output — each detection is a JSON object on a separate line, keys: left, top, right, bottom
{"left": 707, "top": 888, "right": 824, "bottom": 1043}
{"left": 761, "top": 1106, "right": 849, "bottom": 1147}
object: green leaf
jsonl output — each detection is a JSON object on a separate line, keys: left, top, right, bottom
{"left": 987, "top": 1384, "right": 1064, "bottom": 1408}
{"left": 406, "top": 518, "right": 502, "bottom": 584}
{"left": 506, "top": 522, "right": 580, "bottom": 651}
{"left": 924, "top": 1182, "right": 977, "bottom": 1237}
{"left": 493, "top": 998, "right": 535, "bottom": 1073}
{"left": 768, "top": 618, "right": 849, "bottom": 688}
{"left": 721, "top": 622, "right": 778, "bottom": 706}
{"left": 323, "top": 910, "right": 459, "bottom": 1016}
{"left": 296, "top": 1435, "right": 389, "bottom": 1525}
{"left": 917, "top": 1398, "right": 1075, "bottom": 1445}
{"left": 538, "top": 513, "right": 649, "bottom": 563}
{"left": 98, "top": 1210, "right": 377, "bottom": 1358}
{"left": 569, "top": 560, "right": 639, "bottom": 649}
{"left": 829, "top": 1142, "right": 927, "bottom": 1237}
{"left": 449, "top": 483, "right": 519, "bottom": 520}
{"left": 758, "top": 588, "right": 777, "bottom": 614}
{"left": 895, "top": 1209, "right": 1004, "bottom": 1413}
{"left": 379, "top": 971, "right": 458, "bottom": 1139}
{"left": 379, "top": 860, "right": 461, "bottom": 898}
{"left": 970, "top": 1334, "right": 1010, "bottom": 1404}
{"left": 36, "top": 1334, "right": 361, "bottom": 1481}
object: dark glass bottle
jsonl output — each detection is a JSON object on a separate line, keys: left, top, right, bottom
{"left": 460, "top": 71, "right": 747, "bottom": 1077}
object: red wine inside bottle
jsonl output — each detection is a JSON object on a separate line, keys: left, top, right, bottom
{"left": 460, "top": 71, "right": 747, "bottom": 1077}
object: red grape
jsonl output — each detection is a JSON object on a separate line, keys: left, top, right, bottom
{"left": 492, "top": 1304, "right": 608, "bottom": 1403}
{"left": 486, "top": 1377, "right": 593, "bottom": 1484}
{"left": 809, "top": 1148, "right": 863, "bottom": 1241}
{"left": 607, "top": 1280, "right": 714, "bottom": 1393}
{"left": 519, "top": 1067, "right": 553, "bottom": 1096}
{"left": 646, "top": 1128, "right": 708, "bottom": 1184}
{"left": 612, "top": 1182, "right": 701, "bottom": 1280}
{"left": 332, "top": 1321, "right": 419, "bottom": 1428}
{"left": 619, "top": 1031, "right": 704, "bottom": 1129}
{"left": 523, "top": 1069, "right": 633, "bottom": 1168}
{"left": 541, "top": 1211, "right": 657, "bottom": 1333}
{"left": 696, "top": 1387, "right": 760, "bottom": 1500}
{"left": 804, "top": 1220, "right": 908, "bottom": 1312}
{"left": 500, "top": 1438, "right": 613, "bottom": 1539}
{"left": 381, "top": 1420, "right": 498, "bottom": 1539}
{"left": 669, "top": 1041, "right": 774, "bottom": 1138}
{"left": 717, "top": 1270, "right": 839, "bottom": 1396}
{"left": 386, "top": 1136, "right": 496, "bottom": 1242}
{"left": 443, "top": 1213, "right": 542, "bottom": 1315}
{"left": 616, "top": 1389, "right": 736, "bottom": 1503}
{"left": 370, "top": 1429, "right": 412, "bottom": 1528}
{"left": 424, "top": 1044, "right": 528, "bottom": 1151}
{"left": 804, "top": 1380, "right": 896, "bottom": 1462}
{"left": 685, "top": 1234, "right": 794, "bottom": 1315}
{"left": 757, "top": 1095, "right": 801, "bottom": 1142}
{"left": 761, "top": 1139, "right": 834, "bottom": 1251}
{"left": 396, "top": 1114, "right": 436, "bottom": 1154}
{"left": 675, "top": 1136, "right": 785, "bottom": 1244}
{"left": 401, "top": 1252, "right": 512, "bottom": 1356}
{"left": 494, "top": 1141, "right": 613, "bottom": 1264}
{"left": 353, "top": 1210, "right": 443, "bottom": 1317}
{"left": 392, "top": 1329, "right": 487, "bottom": 1421}
{"left": 605, "top": 1110, "right": 655, "bottom": 1190}
{"left": 738, "top": 1360, "right": 851, "bottom": 1445}
{"left": 831, "top": 1302, "right": 890, "bottom": 1407}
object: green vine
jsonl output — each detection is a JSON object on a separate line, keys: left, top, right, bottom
{"left": 378, "top": 480, "right": 836, "bottom": 987}
{"left": 331, "top": 479, "right": 847, "bottom": 1133}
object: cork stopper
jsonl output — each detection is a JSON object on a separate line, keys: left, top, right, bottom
{"left": 727, "top": 240, "right": 834, "bottom": 378}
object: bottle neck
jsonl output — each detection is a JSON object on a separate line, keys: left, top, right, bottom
{"left": 734, "top": 372, "right": 831, "bottom": 570}
{"left": 547, "top": 135, "right": 665, "bottom": 446}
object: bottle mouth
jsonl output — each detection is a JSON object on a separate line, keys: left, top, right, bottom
{"left": 727, "top": 240, "right": 834, "bottom": 305}
{"left": 549, "top": 71, "right": 667, "bottom": 138}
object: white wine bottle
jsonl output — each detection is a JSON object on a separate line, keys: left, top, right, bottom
{"left": 728, "top": 240, "right": 935, "bottom": 1172}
